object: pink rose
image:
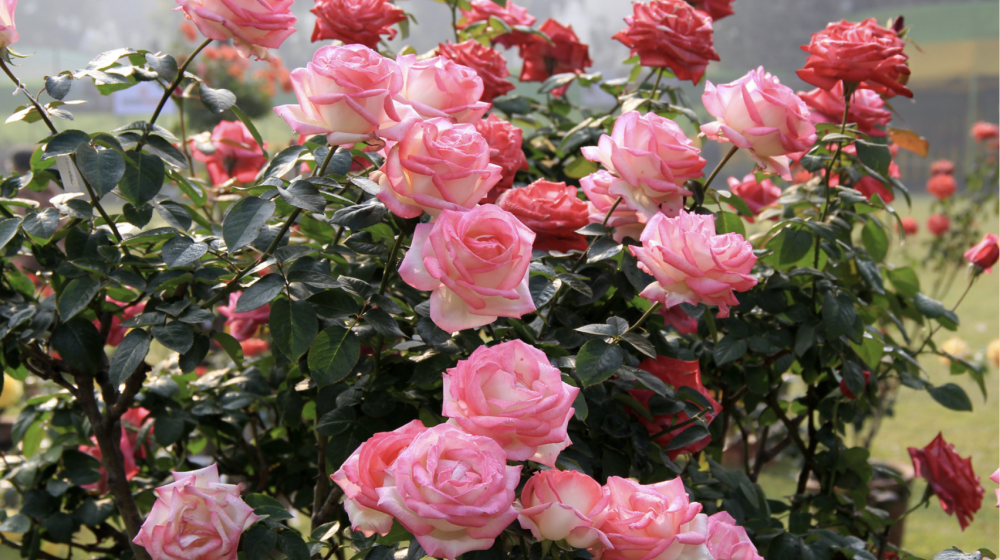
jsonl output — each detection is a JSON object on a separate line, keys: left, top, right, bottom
{"left": 331, "top": 420, "right": 427, "bottom": 537}
{"left": 192, "top": 120, "right": 268, "bottom": 186}
{"left": 705, "top": 512, "right": 765, "bottom": 560}
{"left": 927, "top": 214, "right": 950, "bottom": 237}
{"left": 659, "top": 305, "right": 698, "bottom": 335}
{"left": 274, "top": 44, "right": 413, "bottom": 147}
{"left": 630, "top": 211, "right": 757, "bottom": 318}
{"left": 217, "top": 292, "right": 270, "bottom": 341}
{"left": 376, "top": 424, "right": 521, "bottom": 559}
{"left": 582, "top": 111, "right": 705, "bottom": 220}
{"left": 798, "top": 82, "right": 891, "bottom": 137}
{"left": 972, "top": 121, "right": 1000, "bottom": 143}
{"left": 581, "top": 170, "right": 645, "bottom": 243}
{"left": 0, "top": 0, "right": 17, "bottom": 50}
{"left": 374, "top": 118, "right": 501, "bottom": 219}
{"left": 394, "top": 54, "right": 490, "bottom": 123}
{"left": 990, "top": 469, "right": 999, "bottom": 508}
{"left": 310, "top": 0, "right": 406, "bottom": 49}
{"left": 965, "top": 233, "right": 1000, "bottom": 273}
{"left": 701, "top": 67, "right": 817, "bottom": 179}
{"left": 133, "top": 464, "right": 258, "bottom": 560}
{"left": 517, "top": 470, "right": 611, "bottom": 548}
{"left": 726, "top": 174, "right": 781, "bottom": 222}
{"left": 475, "top": 114, "right": 529, "bottom": 203}
{"left": 399, "top": 205, "right": 536, "bottom": 332}
{"left": 174, "top": 0, "right": 296, "bottom": 61}
{"left": 595, "top": 477, "right": 709, "bottom": 560}
{"left": 496, "top": 180, "right": 590, "bottom": 253}
{"left": 442, "top": 340, "right": 579, "bottom": 466}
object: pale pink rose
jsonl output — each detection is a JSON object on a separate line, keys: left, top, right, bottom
{"left": 594, "top": 477, "right": 709, "bottom": 560}
{"left": 175, "top": 0, "right": 296, "bottom": 60}
{"left": 726, "top": 174, "right": 781, "bottom": 221}
{"left": 582, "top": 111, "right": 705, "bottom": 219}
{"left": 629, "top": 211, "right": 757, "bottom": 318}
{"left": 399, "top": 205, "right": 536, "bottom": 332}
{"left": 580, "top": 170, "right": 645, "bottom": 243}
{"left": 517, "top": 470, "right": 611, "bottom": 548}
{"left": 133, "top": 464, "right": 258, "bottom": 560}
{"left": 275, "top": 44, "right": 414, "bottom": 147}
{"left": 442, "top": 340, "right": 579, "bottom": 466}
{"left": 705, "top": 512, "right": 764, "bottom": 560}
{"left": 0, "top": 0, "right": 17, "bottom": 49}
{"left": 375, "top": 118, "right": 502, "bottom": 219}
{"left": 331, "top": 420, "right": 427, "bottom": 537}
{"left": 376, "top": 424, "right": 521, "bottom": 559}
{"left": 991, "top": 469, "right": 999, "bottom": 508}
{"left": 701, "top": 67, "right": 817, "bottom": 179}
{"left": 217, "top": 292, "right": 270, "bottom": 341}
{"left": 395, "top": 54, "right": 491, "bottom": 123}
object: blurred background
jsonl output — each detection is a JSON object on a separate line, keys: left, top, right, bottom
{"left": 0, "top": 0, "right": 996, "bottom": 557}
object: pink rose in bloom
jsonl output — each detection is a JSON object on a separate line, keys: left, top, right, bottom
{"left": 95, "top": 298, "right": 146, "bottom": 347}
{"left": 927, "top": 214, "right": 950, "bottom": 237}
{"left": 438, "top": 40, "right": 515, "bottom": 103}
{"left": 0, "top": 0, "right": 18, "bottom": 49}
{"left": 797, "top": 18, "right": 912, "bottom": 98}
{"left": 517, "top": 469, "right": 611, "bottom": 548}
{"left": 898, "top": 216, "right": 918, "bottom": 236}
{"left": 908, "top": 433, "right": 984, "bottom": 530}
{"left": 174, "top": 0, "right": 296, "bottom": 61}
{"left": 701, "top": 67, "right": 817, "bottom": 179}
{"left": 972, "top": 121, "right": 1000, "bottom": 143}
{"left": 612, "top": 0, "right": 719, "bottom": 85}
{"left": 582, "top": 111, "right": 706, "bottom": 219}
{"left": 690, "top": 0, "right": 735, "bottom": 21}
{"left": 310, "top": 0, "right": 406, "bottom": 49}
{"left": 854, "top": 176, "right": 894, "bottom": 203}
{"left": 798, "top": 82, "right": 892, "bottom": 137}
{"left": 442, "top": 340, "right": 579, "bottom": 466}
{"left": 496, "top": 180, "right": 590, "bottom": 253}
{"left": 274, "top": 44, "right": 412, "bottom": 147}
{"left": 78, "top": 408, "right": 150, "bottom": 493}
{"left": 705, "top": 512, "right": 765, "bottom": 560}
{"left": 331, "top": 420, "right": 427, "bottom": 537}
{"left": 629, "top": 356, "right": 722, "bottom": 459}
{"left": 595, "top": 477, "right": 709, "bottom": 560}
{"left": 930, "top": 159, "right": 955, "bottom": 176}
{"left": 964, "top": 233, "right": 1000, "bottom": 273}
{"left": 518, "top": 19, "right": 593, "bottom": 97}
{"left": 192, "top": 121, "right": 268, "bottom": 186}
{"left": 727, "top": 174, "right": 781, "bottom": 222}
{"left": 659, "top": 305, "right": 698, "bottom": 335}
{"left": 475, "top": 114, "right": 529, "bottom": 203}
{"left": 399, "top": 205, "right": 536, "bottom": 332}
{"left": 990, "top": 469, "right": 999, "bottom": 508}
{"left": 839, "top": 369, "right": 871, "bottom": 400}
{"left": 580, "top": 170, "right": 645, "bottom": 243}
{"left": 376, "top": 424, "right": 521, "bottom": 559}
{"left": 458, "top": 0, "right": 536, "bottom": 49}
{"left": 133, "top": 464, "right": 259, "bottom": 560}
{"left": 374, "top": 118, "right": 501, "bottom": 219}
{"left": 395, "top": 54, "right": 491, "bottom": 123}
{"left": 217, "top": 292, "right": 270, "bottom": 341}
{"left": 630, "top": 212, "right": 758, "bottom": 318}
{"left": 927, "top": 174, "right": 957, "bottom": 201}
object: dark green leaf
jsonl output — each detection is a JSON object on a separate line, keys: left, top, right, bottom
{"left": 316, "top": 406, "right": 356, "bottom": 437}
{"left": 57, "top": 276, "right": 100, "bottom": 320}
{"left": 123, "top": 203, "right": 153, "bottom": 227}
{"left": 308, "top": 326, "right": 361, "bottom": 387}
{"left": 42, "top": 130, "right": 90, "bottom": 160}
{"left": 151, "top": 322, "right": 194, "bottom": 354}
{"left": 822, "top": 292, "right": 855, "bottom": 339}
{"left": 0, "top": 513, "right": 30, "bottom": 533}
{"left": 714, "top": 336, "right": 747, "bottom": 365}
{"left": 161, "top": 236, "right": 207, "bottom": 268}
{"left": 887, "top": 267, "right": 920, "bottom": 298}
{"left": 587, "top": 237, "right": 622, "bottom": 263}
{"left": 236, "top": 274, "right": 285, "bottom": 312}
{"left": 861, "top": 220, "right": 888, "bottom": 262}
{"left": 278, "top": 180, "right": 326, "bottom": 213}
{"left": 45, "top": 74, "right": 73, "bottom": 101}
{"left": 270, "top": 299, "right": 318, "bottom": 361}
{"left": 153, "top": 411, "right": 184, "bottom": 445}
{"left": 243, "top": 524, "right": 277, "bottom": 560}
{"left": 179, "top": 335, "right": 210, "bottom": 373}
{"left": 365, "top": 307, "right": 407, "bottom": 339}
{"left": 855, "top": 141, "right": 892, "bottom": 178}
{"left": 22, "top": 209, "right": 59, "bottom": 240}
{"left": 198, "top": 83, "right": 237, "bottom": 114}
{"left": 928, "top": 383, "right": 972, "bottom": 411}
{"left": 223, "top": 196, "right": 275, "bottom": 253}
{"left": 108, "top": 329, "right": 150, "bottom": 385}
{"left": 0, "top": 217, "right": 21, "bottom": 252}
{"left": 715, "top": 211, "right": 746, "bottom": 237}
{"left": 119, "top": 151, "right": 165, "bottom": 207}
{"left": 665, "top": 424, "right": 710, "bottom": 451}
{"left": 75, "top": 143, "right": 125, "bottom": 196}
{"left": 330, "top": 199, "right": 387, "bottom": 230}
{"left": 231, "top": 105, "right": 266, "bottom": 157}
{"left": 51, "top": 319, "right": 103, "bottom": 373}
{"left": 212, "top": 331, "right": 244, "bottom": 368}
{"left": 913, "top": 292, "right": 946, "bottom": 319}
{"left": 576, "top": 339, "right": 624, "bottom": 386}
{"left": 770, "top": 228, "right": 813, "bottom": 266}
{"left": 261, "top": 145, "right": 307, "bottom": 179}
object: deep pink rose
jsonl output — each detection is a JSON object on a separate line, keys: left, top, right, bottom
{"left": 727, "top": 174, "right": 781, "bottom": 222}
{"left": 94, "top": 297, "right": 146, "bottom": 347}
{"left": 612, "top": 0, "right": 719, "bottom": 85}
{"left": 690, "top": 0, "right": 735, "bottom": 21}
{"left": 630, "top": 211, "right": 757, "bottom": 318}
{"left": 374, "top": 118, "right": 501, "bottom": 219}
{"left": 972, "top": 121, "right": 1000, "bottom": 143}
{"left": 580, "top": 170, "right": 645, "bottom": 243}
{"left": 518, "top": 19, "right": 592, "bottom": 97}
{"left": 595, "top": 477, "right": 709, "bottom": 560}
{"left": 908, "top": 433, "right": 984, "bottom": 530}
{"left": 797, "top": 18, "right": 912, "bottom": 98}
{"left": 990, "top": 469, "right": 999, "bottom": 508}
{"left": 798, "top": 82, "right": 891, "bottom": 137}
{"left": 517, "top": 469, "right": 611, "bottom": 548}
{"left": 965, "top": 233, "right": 1000, "bottom": 273}
{"left": 854, "top": 175, "right": 894, "bottom": 203}
{"left": 399, "top": 205, "right": 536, "bottom": 332}
{"left": 0, "top": 0, "right": 17, "bottom": 49}
{"left": 659, "top": 305, "right": 698, "bottom": 335}
{"left": 496, "top": 180, "right": 590, "bottom": 253}
{"left": 438, "top": 40, "right": 515, "bottom": 103}
{"left": 78, "top": 408, "right": 150, "bottom": 493}
{"left": 705, "top": 512, "right": 765, "bottom": 560}
{"left": 133, "top": 464, "right": 258, "bottom": 560}
{"left": 927, "top": 174, "right": 957, "bottom": 201}
{"left": 174, "top": 0, "right": 296, "bottom": 60}
{"left": 582, "top": 111, "right": 705, "bottom": 219}
{"left": 192, "top": 120, "right": 268, "bottom": 186}
{"left": 442, "top": 340, "right": 579, "bottom": 466}
{"left": 395, "top": 54, "right": 490, "bottom": 123}
{"left": 274, "top": 44, "right": 413, "bottom": 147}
{"left": 331, "top": 420, "right": 427, "bottom": 537}
{"left": 376, "top": 424, "right": 521, "bottom": 559}
{"left": 310, "top": 0, "right": 406, "bottom": 49}
{"left": 475, "top": 114, "right": 529, "bottom": 202}
{"left": 701, "top": 67, "right": 817, "bottom": 179}
{"left": 458, "top": 0, "right": 536, "bottom": 49}
{"left": 217, "top": 292, "right": 270, "bottom": 341}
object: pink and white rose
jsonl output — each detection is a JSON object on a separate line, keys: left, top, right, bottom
{"left": 0, "top": 0, "right": 17, "bottom": 50}
{"left": 442, "top": 340, "right": 579, "bottom": 466}
{"left": 175, "top": 0, "right": 296, "bottom": 60}
{"left": 395, "top": 54, "right": 491, "bottom": 123}
{"left": 705, "top": 512, "right": 764, "bottom": 560}
{"left": 580, "top": 170, "right": 645, "bottom": 243}
{"left": 517, "top": 469, "right": 611, "bottom": 548}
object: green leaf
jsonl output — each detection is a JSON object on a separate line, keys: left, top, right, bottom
{"left": 576, "top": 339, "right": 624, "bottom": 386}
{"left": 144, "top": 52, "right": 177, "bottom": 80}
{"left": 0, "top": 216, "right": 22, "bottom": 252}
{"left": 161, "top": 236, "right": 207, "bottom": 268}
{"left": 714, "top": 211, "right": 746, "bottom": 237}
{"left": 242, "top": 524, "right": 277, "bottom": 560}
{"left": 261, "top": 145, "right": 307, "bottom": 180}
{"left": 855, "top": 140, "right": 892, "bottom": 178}
{"left": 270, "top": 299, "right": 318, "bottom": 361}
{"left": 198, "top": 83, "right": 237, "bottom": 114}
{"left": 245, "top": 494, "right": 293, "bottom": 521}
{"left": 774, "top": 228, "right": 813, "bottom": 266}
{"left": 330, "top": 199, "right": 387, "bottom": 231}
{"left": 151, "top": 322, "right": 194, "bottom": 354}
{"left": 108, "top": 329, "right": 150, "bottom": 385}
{"left": 851, "top": 334, "right": 883, "bottom": 370}
{"left": 212, "top": 331, "right": 244, "bottom": 368}
{"left": 236, "top": 274, "right": 285, "bottom": 312}
{"left": 308, "top": 326, "right": 361, "bottom": 387}
{"left": 222, "top": 196, "right": 275, "bottom": 254}
{"left": 861, "top": 219, "right": 888, "bottom": 262}
{"left": 145, "top": 135, "right": 188, "bottom": 169}
{"left": 51, "top": 319, "right": 103, "bottom": 373}
{"left": 887, "top": 267, "right": 920, "bottom": 298}
{"left": 123, "top": 203, "right": 152, "bottom": 228}
{"left": 44, "top": 73, "right": 73, "bottom": 101}
{"left": 57, "top": 276, "right": 100, "bottom": 320}
{"left": 714, "top": 336, "right": 747, "bottom": 365}
{"left": 564, "top": 156, "right": 598, "bottom": 179}
{"left": 913, "top": 292, "right": 946, "bottom": 319}
{"left": 231, "top": 105, "right": 266, "bottom": 157}
{"left": 364, "top": 307, "right": 406, "bottom": 339}
{"left": 179, "top": 335, "right": 210, "bottom": 373}
{"left": 42, "top": 130, "right": 90, "bottom": 160}
{"left": 587, "top": 237, "right": 622, "bottom": 262}
{"left": 22, "top": 209, "right": 58, "bottom": 240}
{"left": 75, "top": 143, "right": 125, "bottom": 197}
{"left": 317, "top": 406, "right": 356, "bottom": 437}
{"left": 822, "top": 292, "right": 856, "bottom": 339}
{"left": 928, "top": 383, "right": 973, "bottom": 411}
{"left": 119, "top": 151, "right": 165, "bottom": 207}
{"left": 665, "top": 424, "right": 710, "bottom": 451}
{"left": 278, "top": 180, "right": 326, "bottom": 213}
{"left": 0, "top": 513, "right": 30, "bottom": 533}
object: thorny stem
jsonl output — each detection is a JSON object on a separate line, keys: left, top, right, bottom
{"left": 0, "top": 57, "right": 57, "bottom": 135}
{"left": 138, "top": 38, "right": 211, "bottom": 151}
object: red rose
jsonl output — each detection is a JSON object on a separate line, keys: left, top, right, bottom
{"left": 926, "top": 174, "right": 957, "bottom": 201}
{"left": 438, "top": 40, "right": 514, "bottom": 102}
{"left": 628, "top": 355, "right": 722, "bottom": 460}
{"left": 839, "top": 369, "right": 870, "bottom": 399}
{"left": 908, "top": 433, "right": 984, "bottom": 530}
{"left": 310, "top": 0, "right": 407, "bottom": 49}
{"left": 972, "top": 121, "right": 999, "bottom": 143}
{"left": 611, "top": 0, "right": 719, "bottom": 85}
{"left": 927, "top": 214, "right": 950, "bottom": 237}
{"left": 930, "top": 159, "right": 955, "bottom": 176}
{"left": 458, "top": 0, "right": 536, "bottom": 49}
{"left": 240, "top": 338, "right": 270, "bottom": 357}
{"left": 474, "top": 114, "right": 528, "bottom": 202}
{"left": 518, "top": 19, "right": 592, "bottom": 97}
{"left": 964, "top": 233, "right": 999, "bottom": 273}
{"left": 496, "top": 180, "right": 589, "bottom": 253}
{"left": 854, "top": 176, "right": 894, "bottom": 203}
{"left": 192, "top": 120, "right": 268, "bottom": 186}
{"left": 798, "top": 82, "right": 892, "bottom": 137}
{"left": 690, "top": 0, "right": 735, "bottom": 20}
{"left": 797, "top": 18, "right": 912, "bottom": 98}
{"left": 898, "top": 216, "right": 918, "bottom": 236}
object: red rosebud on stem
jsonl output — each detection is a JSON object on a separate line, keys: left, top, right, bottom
{"left": 908, "top": 433, "right": 984, "bottom": 530}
